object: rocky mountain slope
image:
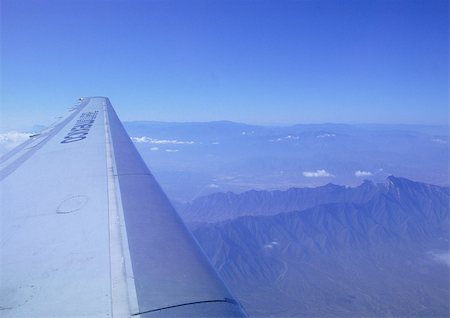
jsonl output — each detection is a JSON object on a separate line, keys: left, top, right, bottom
{"left": 182, "top": 180, "right": 383, "bottom": 223}
{"left": 190, "top": 177, "right": 450, "bottom": 317}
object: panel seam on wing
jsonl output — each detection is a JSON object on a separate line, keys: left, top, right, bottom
{"left": 131, "top": 298, "right": 239, "bottom": 316}
{"left": 104, "top": 101, "right": 140, "bottom": 317}
{"left": 113, "top": 173, "right": 153, "bottom": 177}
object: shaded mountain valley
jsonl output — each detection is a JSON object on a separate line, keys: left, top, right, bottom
{"left": 181, "top": 177, "right": 450, "bottom": 317}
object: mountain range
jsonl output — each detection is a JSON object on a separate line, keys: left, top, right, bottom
{"left": 182, "top": 179, "right": 384, "bottom": 223}
{"left": 185, "top": 177, "right": 450, "bottom": 317}
{"left": 124, "top": 121, "right": 449, "bottom": 202}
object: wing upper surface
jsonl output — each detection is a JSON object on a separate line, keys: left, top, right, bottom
{"left": 0, "top": 97, "right": 246, "bottom": 317}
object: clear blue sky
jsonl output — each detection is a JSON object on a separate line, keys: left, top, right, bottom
{"left": 1, "top": 0, "right": 448, "bottom": 130}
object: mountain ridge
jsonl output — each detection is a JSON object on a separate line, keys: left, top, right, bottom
{"left": 182, "top": 176, "right": 449, "bottom": 224}
{"left": 190, "top": 177, "right": 450, "bottom": 317}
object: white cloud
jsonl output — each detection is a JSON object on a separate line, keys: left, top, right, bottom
{"left": 0, "top": 131, "right": 32, "bottom": 143}
{"left": 432, "top": 138, "right": 447, "bottom": 144}
{"left": 165, "top": 149, "right": 179, "bottom": 153}
{"left": 216, "top": 176, "right": 235, "bottom": 181}
{"left": 131, "top": 136, "right": 194, "bottom": 145}
{"left": 264, "top": 240, "right": 279, "bottom": 249}
{"left": 208, "top": 183, "right": 220, "bottom": 188}
{"left": 317, "top": 133, "right": 336, "bottom": 138}
{"left": 355, "top": 170, "right": 373, "bottom": 177}
{"left": 211, "top": 141, "right": 220, "bottom": 145}
{"left": 269, "top": 135, "right": 300, "bottom": 142}
{"left": 130, "top": 136, "right": 150, "bottom": 143}
{"left": 150, "top": 147, "right": 159, "bottom": 151}
{"left": 303, "top": 169, "right": 334, "bottom": 178}
{"left": 429, "top": 251, "right": 450, "bottom": 267}
{"left": 0, "top": 132, "right": 32, "bottom": 156}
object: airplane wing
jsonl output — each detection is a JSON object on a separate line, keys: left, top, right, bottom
{"left": 0, "top": 97, "right": 247, "bottom": 317}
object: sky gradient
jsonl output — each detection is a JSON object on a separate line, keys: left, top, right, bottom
{"left": 1, "top": 0, "right": 448, "bottom": 130}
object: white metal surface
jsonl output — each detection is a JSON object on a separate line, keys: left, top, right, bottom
{"left": 0, "top": 97, "right": 246, "bottom": 317}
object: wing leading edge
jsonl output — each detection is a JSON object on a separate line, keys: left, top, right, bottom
{"left": 0, "top": 97, "right": 246, "bottom": 317}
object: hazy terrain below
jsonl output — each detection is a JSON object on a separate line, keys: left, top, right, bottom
{"left": 121, "top": 121, "right": 450, "bottom": 317}
{"left": 189, "top": 177, "right": 450, "bottom": 317}
{"left": 1, "top": 121, "right": 449, "bottom": 317}
{"left": 123, "top": 121, "right": 449, "bottom": 203}
{"left": 2, "top": 121, "right": 447, "bottom": 203}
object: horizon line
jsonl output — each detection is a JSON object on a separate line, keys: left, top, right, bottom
{"left": 120, "top": 119, "right": 450, "bottom": 127}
